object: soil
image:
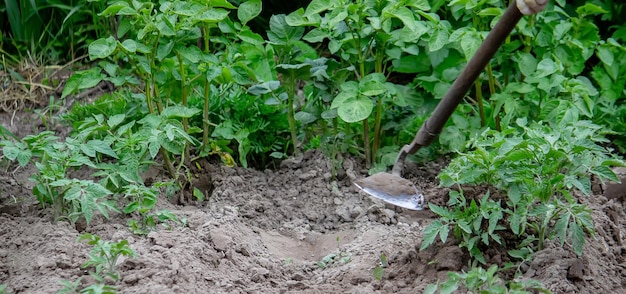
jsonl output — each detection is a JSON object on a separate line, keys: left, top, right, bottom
{"left": 1, "top": 109, "right": 626, "bottom": 294}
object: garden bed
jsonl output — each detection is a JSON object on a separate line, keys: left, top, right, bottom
{"left": 1, "top": 111, "right": 625, "bottom": 293}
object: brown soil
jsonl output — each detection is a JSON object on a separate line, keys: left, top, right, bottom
{"left": 1, "top": 110, "right": 626, "bottom": 294}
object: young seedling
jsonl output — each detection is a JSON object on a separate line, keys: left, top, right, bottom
{"left": 79, "top": 233, "right": 136, "bottom": 282}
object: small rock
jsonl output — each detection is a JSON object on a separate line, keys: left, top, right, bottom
{"left": 567, "top": 258, "right": 585, "bottom": 280}
{"left": 210, "top": 228, "right": 232, "bottom": 251}
{"left": 335, "top": 206, "right": 353, "bottom": 222}
{"left": 291, "top": 273, "right": 306, "bottom": 281}
{"left": 435, "top": 246, "right": 464, "bottom": 271}
{"left": 350, "top": 206, "right": 364, "bottom": 219}
{"left": 149, "top": 233, "right": 175, "bottom": 248}
{"left": 604, "top": 167, "right": 626, "bottom": 200}
{"left": 250, "top": 267, "right": 269, "bottom": 282}
{"left": 298, "top": 170, "right": 317, "bottom": 181}
{"left": 304, "top": 210, "right": 320, "bottom": 222}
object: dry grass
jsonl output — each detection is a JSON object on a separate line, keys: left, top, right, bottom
{"left": 0, "top": 54, "right": 87, "bottom": 112}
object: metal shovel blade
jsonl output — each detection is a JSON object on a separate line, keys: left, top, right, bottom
{"left": 354, "top": 172, "right": 425, "bottom": 210}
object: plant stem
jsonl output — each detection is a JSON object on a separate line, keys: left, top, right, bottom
{"left": 537, "top": 226, "right": 545, "bottom": 251}
{"left": 286, "top": 73, "right": 299, "bottom": 155}
{"left": 486, "top": 63, "right": 501, "bottom": 131}
{"left": 474, "top": 81, "right": 485, "bottom": 127}
{"left": 372, "top": 98, "right": 382, "bottom": 161}
{"left": 363, "top": 120, "right": 370, "bottom": 168}
{"left": 176, "top": 52, "right": 190, "bottom": 161}
{"left": 372, "top": 50, "right": 384, "bottom": 162}
{"left": 201, "top": 25, "right": 211, "bottom": 152}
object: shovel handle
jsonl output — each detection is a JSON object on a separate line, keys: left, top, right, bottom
{"left": 392, "top": 1, "right": 524, "bottom": 176}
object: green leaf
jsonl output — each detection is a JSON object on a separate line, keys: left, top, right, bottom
{"left": 424, "top": 284, "right": 438, "bottom": 294}
{"left": 295, "top": 111, "right": 317, "bottom": 124}
{"left": 304, "top": 0, "right": 330, "bottom": 17}
{"left": 89, "top": 36, "right": 117, "bottom": 60}
{"left": 176, "top": 46, "right": 203, "bottom": 63}
{"left": 593, "top": 165, "right": 619, "bottom": 183}
{"left": 508, "top": 247, "right": 531, "bottom": 259}
{"left": 387, "top": 7, "right": 417, "bottom": 32}
{"left": 2, "top": 141, "right": 31, "bottom": 167}
{"left": 267, "top": 14, "right": 304, "bottom": 45}
{"left": 237, "top": 29, "right": 265, "bottom": 45}
{"left": 420, "top": 220, "right": 444, "bottom": 251}
{"left": 554, "top": 212, "right": 570, "bottom": 246}
{"left": 532, "top": 58, "right": 558, "bottom": 78}
{"left": 99, "top": 2, "right": 134, "bottom": 17}
{"left": 429, "top": 25, "right": 448, "bottom": 52}
{"left": 596, "top": 46, "right": 614, "bottom": 66}
{"left": 86, "top": 140, "right": 118, "bottom": 159}
{"left": 276, "top": 63, "right": 311, "bottom": 80}
{"left": 62, "top": 68, "right": 105, "bottom": 99}
{"left": 303, "top": 28, "right": 329, "bottom": 43}
{"left": 460, "top": 31, "right": 481, "bottom": 59}
{"left": 156, "top": 41, "right": 175, "bottom": 61}
{"left": 161, "top": 106, "right": 201, "bottom": 118}
{"left": 440, "top": 279, "right": 460, "bottom": 294}
{"left": 429, "top": 204, "right": 451, "bottom": 219}
{"left": 195, "top": 8, "right": 230, "bottom": 23}
{"left": 336, "top": 96, "right": 372, "bottom": 123}
{"left": 208, "top": 0, "right": 237, "bottom": 9}
{"left": 120, "top": 39, "right": 137, "bottom": 53}
{"left": 107, "top": 114, "right": 125, "bottom": 129}
{"left": 359, "top": 73, "right": 387, "bottom": 96}
{"left": 458, "top": 220, "right": 472, "bottom": 234}
{"left": 570, "top": 222, "right": 585, "bottom": 256}
{"left": 576, "top": 3, "right": 608, "bottom": 17}
{"left": 373, "top": 266, "right": 384, "bottom": 281}
{"left": 517, "top": 52, "right": 537, "bottom": 77}
{"left": 248, "top": 81, "right": 281, "bottom": 95}
{"left": 238, "top": 0, "right": 262, "bottom": 25}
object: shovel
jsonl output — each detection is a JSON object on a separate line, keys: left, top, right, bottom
{"left": 354, "top": 2, "right": 525, "bottom": 210}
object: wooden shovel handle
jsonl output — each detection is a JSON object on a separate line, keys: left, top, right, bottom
{"left": 392, "top": 1, "right": 524, "bottom": 176}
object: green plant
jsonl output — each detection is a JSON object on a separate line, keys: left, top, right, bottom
{"left": 286, "top": 0, "right": 427, "bottom": 166}
{"left": 58, "top": 278, "right": 83, "bottom": 294}
{"left": 212, "top": 84, "right": 290, "bottom": 167}
{"left": 0, "top": 108, "right": 197, "bottom": 225}
{"left": 422, "top": 118, "right": 623, "bottom": 265}
{"left": 424, "top": 265, "right": 548, "bottom": 294}
{"left": 1, "top": 131, "right": 119, "bottom": 225}
{"left": 421, "top": 190, "right": 504, "bottom": 264}
{"left": 61, "top": 0, "right": 275, "bottom": 173}
{"left": 59, "top": 277, "right": 117, "bottom": 294}
{"left": 373, "top": 252, "right": 388, "bottom": 281}
{"left": 2, "top": 0, "right": 112, "bottom": 61}
{"left": 316, "top": 251, "right": 351, "bottom": 269}
{"left": 79, "top": 284, "right": 117, "bottom": 294}
{"left": 80, "top": 233, "right": 136, "bottom": 282}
